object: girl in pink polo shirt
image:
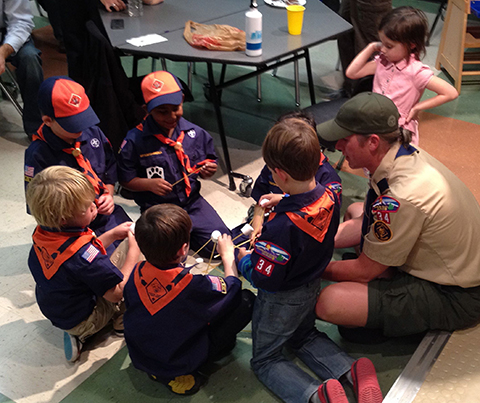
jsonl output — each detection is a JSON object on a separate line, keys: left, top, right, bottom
{"left": 345, "top": 6, "right": 458, "bottom": 145}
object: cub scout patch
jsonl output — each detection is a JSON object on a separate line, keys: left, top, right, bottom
{"left": 146, "top": 278, "right": 167, "bottom": 304}
{"left": 90, "top": 138, "right": 100, "bottom": 148}
{"left": 327, "top": 181, "right": 342, "bottom": 196}
{"left": 24, "top": 165, "right": 34, "bottom": 182}
{"left": 371, "top": 196, "right": 400, "bottom": 213}
{"left": 373, "top": 221, "right": 392, "bottom": 242}
{"left": 146, "top": 166, "right": 164, "bottom": 179}
{"left": 187, "top": 129, "right": 196, "bottom": 138}
{"left": 254, "top": 241, "right": 290, "bottom": 265}
{"left": 208, "top": 276, "right": 227, "bottom": 294}
{"left": 81, "top": 244, "right": 100, "bottom": 263}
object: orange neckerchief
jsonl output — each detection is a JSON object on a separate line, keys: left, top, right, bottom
{"left": 268, "top": 188, "right": 336, "bottom": 243}
{"left": 32, "top": 226, "right": 107, "bottom": 280}
{"left": 152, "top": 130, "right": 215, "bottom": 197}
{"left": 134, "top": 261, "right": 193, "bottom": 316}
{"left": 33, "top": 124, "right": 108, "bottom": 204}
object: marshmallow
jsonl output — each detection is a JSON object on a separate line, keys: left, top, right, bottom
{"left": 259, "top": 199, "right": 268, "bottom": 207}
{"left": 130, "top": 223, "right": 136, "bottom": 234}
{"left": 195, "top": 257, "right": 204, "bottom": 264}
{"left": 241, "top": 224, "right": 254, "bottom": 236}
{"left": 211, "top": 230, "right": 222, "bottom": 242}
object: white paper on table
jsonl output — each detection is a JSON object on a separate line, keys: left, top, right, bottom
{"left": 126, "top": 34, "right": 168, "bottom": 47}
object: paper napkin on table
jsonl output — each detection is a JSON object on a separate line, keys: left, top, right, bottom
{"left": 126, "top": 34, "right": 168, "bottom": 47}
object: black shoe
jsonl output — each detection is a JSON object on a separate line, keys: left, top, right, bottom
{"left": 149, "top": 371, "right": 208, "bottom": 395}
{"left": 337, "top": 326, "right": 390, "bottom": 344}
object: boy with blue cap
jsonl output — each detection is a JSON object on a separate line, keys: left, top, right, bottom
{"left": 24, "top": 76, "right": 131, "bottom": 251}
{"left": 117, "top": 71, "right": 230, "bottom": 257}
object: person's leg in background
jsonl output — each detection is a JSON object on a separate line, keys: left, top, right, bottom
{"left": 337, "top": 0, "right": 392, "bottom": 97}
{"left": 57, "top": 0, "right": 103, "bottom": 85}
{"left": 7, "top": 38, "right": 44, "bottom": 139}
{"left": 36, "top": 0, "right": 65, "bottom": 52}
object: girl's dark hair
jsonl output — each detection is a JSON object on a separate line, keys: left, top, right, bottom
{"left": 379, "top": 6, "right": 428, "bottom": 61}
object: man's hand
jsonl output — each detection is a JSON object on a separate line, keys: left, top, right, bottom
{"left": 100, "top": 0, "right": 126, "bottom": 11}
{"left": 148, "top": 178, "right": 173, "bottom": 196}
{"left": 97, "top": 193, "right": 115, "bottom": 215}
{"left": 199, "top": 162, "right": 217, "bottom": 179}
{"left": 0, "top": 44, "right": 15, "bottom": 76}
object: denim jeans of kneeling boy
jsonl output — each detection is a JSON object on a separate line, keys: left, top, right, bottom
{"left": 251, "top": 278, "right": 354, "bottom": 403}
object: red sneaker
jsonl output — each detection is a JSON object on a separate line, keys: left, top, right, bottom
{"left": 351, "top": 358, "right": 383, "bottom": 403}
{"left": 317, "top": 379, "right": 348, "bottom": 403}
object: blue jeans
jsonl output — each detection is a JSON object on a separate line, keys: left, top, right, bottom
{"left": 251, "top": 278, "right": 354, "bottom": 403}
{"left": 7, "top": 38, "right": 44, "bottom": 135}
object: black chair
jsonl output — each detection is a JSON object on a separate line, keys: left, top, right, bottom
{"left": 0, "top": 65, "right": 23, "bottom": 117}
{"left": 302, "top": 75, "right": 373, "bottom": 168}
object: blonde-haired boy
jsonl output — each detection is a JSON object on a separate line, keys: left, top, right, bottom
{"left": 27, "top": 166, "right": 140, "bottom": 363}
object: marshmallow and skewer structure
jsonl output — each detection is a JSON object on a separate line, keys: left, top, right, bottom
{"left": 213, "top": 225, "right": 255, "bottom": 258}
{"left": 259, "top": 198, "right": 269, "bottom": 207}
{"left": 231, "top": 224, "right": 254, "bottom": 243}
{"left": 205, "top": 230, "right": 221, "bottom": 274}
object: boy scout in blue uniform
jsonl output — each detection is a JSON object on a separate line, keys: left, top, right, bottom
{"left": 223, "top": 118, "right": 381, "bottom": 403}
{"left": 123, "top": 204, "right": 255, "bottom": 395}
{"left": 251, "top": 111, "right": 342, "bottom": 205}
{"left": 117, "top": 71, "right": 230, "bottom": 256}
{"left": 24, "top": 76, "right": 131, "bottom": 250}
{"left": 26, "top": 166, "right": 139, "bottom": 363}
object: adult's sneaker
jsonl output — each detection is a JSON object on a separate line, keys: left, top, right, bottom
{"left": 317, "top": 379, "right": 348, "bottom": 403}
{"left": 351, "top": 358, "right": 383, "bottom": 403}
{"left": 64, "top": 332, "right": 83, "bottom": 363}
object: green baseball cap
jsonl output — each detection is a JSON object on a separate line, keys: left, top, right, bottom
{"left": 316, "top": 92, "right": 400, "bottom": 143}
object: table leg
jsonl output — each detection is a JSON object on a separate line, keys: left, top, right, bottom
{"left": 294, "top": 58, "right": 300, "bottom": 107}
{"left": 304, "top": 48, "right": 316, "bottom": 105}
{"left": 207, "top": 62, "right": 236, "bottom": 191}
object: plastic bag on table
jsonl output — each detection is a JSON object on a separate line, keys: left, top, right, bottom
{"left": 183, "top": 20, "right": 246, "bottom": 51}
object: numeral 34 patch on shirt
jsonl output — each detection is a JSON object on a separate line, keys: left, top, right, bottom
{"left": 255, "top": 258, "right": 275, "bottom": 277}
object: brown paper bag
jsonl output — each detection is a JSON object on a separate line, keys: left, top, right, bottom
{"left": 183, "top": 20, "right": 246, "bottom": 51}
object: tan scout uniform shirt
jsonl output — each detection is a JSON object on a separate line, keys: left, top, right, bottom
{"left": 362, "top": 143, "right": 480, "bottom": 288}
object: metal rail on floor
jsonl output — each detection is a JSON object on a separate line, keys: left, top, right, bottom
{"left": 383, "top": 330, "right": 451, "bottom": 403}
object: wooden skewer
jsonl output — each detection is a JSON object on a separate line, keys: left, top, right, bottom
{"left": 192, "top": 238, "right": 211, "bottom": 257}
{"left": 172, "top": 167, "right": 202, "bottom": 187}
{"left": 213, "top": 237, "right": 255, "bottom": 258}
{"left": 204, "top": 243, "right": 217, "bottom": 274}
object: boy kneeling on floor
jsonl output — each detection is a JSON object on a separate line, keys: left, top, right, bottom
{"left": 123, "top": 204, "right": 255, "bottom": 395}
{"left": 26, "top": 166, "right": 140, "bottom": 363}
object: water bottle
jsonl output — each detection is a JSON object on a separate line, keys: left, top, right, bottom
{"left": 245, "top": 0, "right": 262, "bottom": 56}
{"left": 127, "top": 0, "right": 144, "bottom": 17}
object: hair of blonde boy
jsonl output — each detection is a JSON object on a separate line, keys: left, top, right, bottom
{"left": 135, "top": 204, "right": 192, "bottom": 267}
{"left": 26, "top": 166, "right": 96, "bottom": 229}
{"left": 379, "top": 6, "right": 428, "bottom": 61}
{"left": 262, "top": 117, "right": 320, "bottom": 182}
